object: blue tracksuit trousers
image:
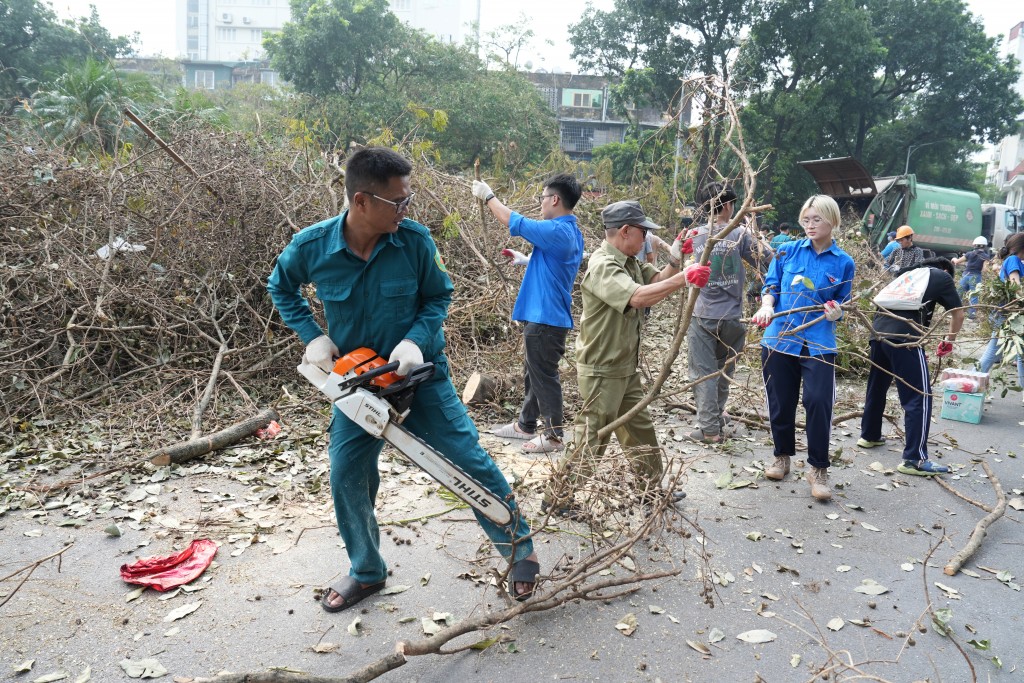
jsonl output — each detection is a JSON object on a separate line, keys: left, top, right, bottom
{"left": 860, "top": 340, "right": 932, "bottom": 462}
{"left": 328, "top": 357, "right": 533, "bottom": 584}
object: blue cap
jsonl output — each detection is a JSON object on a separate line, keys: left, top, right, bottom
{"left": 887, "top": 231, "right": 897, "bottom": 240}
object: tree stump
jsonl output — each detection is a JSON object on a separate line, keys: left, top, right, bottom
{"left": 462, "top": 372, "right": 498, "bottom": 405}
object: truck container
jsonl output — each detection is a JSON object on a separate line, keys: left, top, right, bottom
{"left": 797, "top": 157, "right": 1003, "bottom": 256}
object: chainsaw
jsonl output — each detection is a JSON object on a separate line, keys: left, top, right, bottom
{"left": 298, "top": 348, "right": 514, "bottom": 526}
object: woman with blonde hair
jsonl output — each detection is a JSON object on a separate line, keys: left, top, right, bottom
{"left": 751, "top": 195, "right": 856, "bottom": 501}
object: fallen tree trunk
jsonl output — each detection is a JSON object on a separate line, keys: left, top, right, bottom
{"left": 943, "top": 460, "right": 1007, "bottom": 576}
{"left": 150, "top": 407, "right": 280, "bottom": 466}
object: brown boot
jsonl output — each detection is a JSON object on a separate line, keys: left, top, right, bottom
{"left": 806, "top": 467, "right": 832, "bottom": 501}
{"left": 765, "top": 456, "right": 790, "bottom": 481}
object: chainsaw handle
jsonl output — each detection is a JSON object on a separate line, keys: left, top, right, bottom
{"left": 379, "top": 362, "right": 435, "bottom": 397}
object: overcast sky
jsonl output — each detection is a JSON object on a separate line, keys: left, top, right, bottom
{"left": 50, "top": 0, "right": 1024, "bottom": 71}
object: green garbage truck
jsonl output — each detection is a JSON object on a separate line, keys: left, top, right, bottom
{"left": 797, "top": 156, "right": 996, "bottom": 256}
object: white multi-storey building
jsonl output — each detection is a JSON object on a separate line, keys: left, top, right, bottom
{"left": 989, "top": 20, "right": 1024, "bottom": 210}
{"left": 389, "top": 0, "right": 478, "bottom": 45}
{"left": 177, "top": 0, "right": 476, "bottom": 64}
{"left": 177, "top": 0, "right": 291, "bottom": 63}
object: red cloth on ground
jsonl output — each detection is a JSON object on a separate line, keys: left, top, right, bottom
{"left": 120, "top": 539, "right": 218, "bottom": 591}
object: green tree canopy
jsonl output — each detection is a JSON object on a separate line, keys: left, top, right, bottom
{"left": 737, "top": 0, "right": 1023, "bottom": 217}
{"left": 264, "top": 0, "right": 558, "bottom": 168}
{"left": 0, "top": 0, "right": 137, "bottom": 111}
{"left": 569, "top": 0, "right": 1023, "bottom": 219}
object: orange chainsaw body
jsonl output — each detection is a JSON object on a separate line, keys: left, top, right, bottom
{"left": 332, "top": 347, "right": 401, "bottom": 389}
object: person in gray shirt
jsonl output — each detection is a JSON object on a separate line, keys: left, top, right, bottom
{"left": 686, "top": 183, "right": 773, "bottom": 443}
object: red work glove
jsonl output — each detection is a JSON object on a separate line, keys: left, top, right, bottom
{"left": 683, "top": 263, "right": 711, "bottom": 288}
{"left": 936, "top": 340, "right": 954, "bottom": 358}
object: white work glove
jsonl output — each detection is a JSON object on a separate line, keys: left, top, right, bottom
{"left": 751, "top": 304, "right": 774, "bottom": 328}
{"left": 304, "top": 334, "right": 339, "bottom": 373}
{"left": 822, "top": 300, "right": 842, "bottom": 322}
{"left": 472, "top": 180, "right": 495, "bottom": 202}
{"left": 501, "top": 248, "right": 530, "bottom": 266}
{"left": 388, "top": 339, "right": 423, "bottom": 376}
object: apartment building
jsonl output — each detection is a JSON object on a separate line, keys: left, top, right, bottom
{"left": 526, "top": 72, "right": 675, "bottom": 161}
{"left": 988, "top": 20, "right": 1024, "bottom": 210}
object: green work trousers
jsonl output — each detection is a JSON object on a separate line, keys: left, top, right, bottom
{"left": 546, "top": 372, "right": 664, "bottom": 504}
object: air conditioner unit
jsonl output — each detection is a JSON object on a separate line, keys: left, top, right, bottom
{"left": 221, "top": 12, "right": 233, "bottom": 22}
{"left": 242, "top": 16, "right": 251, "bottom": 24}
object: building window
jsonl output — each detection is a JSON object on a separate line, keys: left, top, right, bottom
{"left": 251, "top": 29, "right": 264, "bottom": 42}
{"left": 187, "top": 0, "right": 198, "bottom": 11}
{"left": 573, "top": 92, "right": 592, "bottom": 108}
{"left": 561, "top": 123, "right": 595, "bottom": 154}
{"left": 195, "top": 70, "right": 215, "bottom": 89}
{"left": 260, "top": 71, "right": 278, "bottom": 86}
{"left": 217, "top": 27, "right": 237, "bottom": 41}
{"left": 537, "top": 86, "right": 557, "bottom": 111}
{"left": 392, "top": 0, "right": 412, "bottom": 10}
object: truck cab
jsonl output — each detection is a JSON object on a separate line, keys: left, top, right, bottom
{"left": 981, "top": 204, "right": 1021, "bottom": 251}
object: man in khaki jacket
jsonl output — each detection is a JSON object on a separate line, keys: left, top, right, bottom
{"left": 543, "top": 200, "right": 708, "bottom": 516}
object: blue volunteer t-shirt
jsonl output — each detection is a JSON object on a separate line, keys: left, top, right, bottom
{"left": 999, "top": 254, "right": 1023, "bottom": 282}
{"left": 508, "top": 213, "right": 584, "bottom": 328}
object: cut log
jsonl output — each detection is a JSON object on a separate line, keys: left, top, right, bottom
{"left": 943, "top": 460, "right": 1007, "bottom": 576}
{"left": 150, "top": 407, "right": 280, "bottom": 466}
{"left": 462, "top": 372, "right": 498, "bottom": 405}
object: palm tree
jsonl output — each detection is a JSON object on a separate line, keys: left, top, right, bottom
{"left": 25, "top": 57, "right": 157, "bottom": 153}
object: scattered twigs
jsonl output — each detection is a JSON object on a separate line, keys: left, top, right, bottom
{"left": 0, "top": 543, "right": 74, "bottom": 610}
{"left": 922, "top": 531, "right": 978, "bottom": 683}
{"left": 943, "top": 460, "right": 1007, "bottom": 576}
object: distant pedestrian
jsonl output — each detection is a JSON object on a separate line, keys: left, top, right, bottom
{"left": 770, "top": 222, "right": 795, "bottom": 250}
{"left": 880, "top": 231, "right": 899, "bottom": 259}
{"left": 751, "top": 195, "right": 855, "bottom": 502}
{"left": 951, "top": 236, "right": 992, "bottom": 317}
{"left": 884, "top": 225, "right": 925, "bottom": 273}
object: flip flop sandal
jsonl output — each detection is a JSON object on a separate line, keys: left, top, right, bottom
{"left": 320, "top": 576, "right": 386, "bottom": 613}
{"left": 508, "top": 558, "right": 540, "bottom": 602}
{"left": 492, "top": 422, "right": 534, "bottom": 440}
{"left": 522, "top": 434, "right": 563, "bottom": 453}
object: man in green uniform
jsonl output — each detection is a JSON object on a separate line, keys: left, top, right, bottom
{"left": 267, "top": 147, "right": 538, "bottom": 610}
{"left": 543, "top": 200, "right": 708, "bottom": 515}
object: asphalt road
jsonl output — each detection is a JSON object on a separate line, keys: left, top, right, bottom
{"left": 2, "top": 382, "right": 1022, "bottom": 683}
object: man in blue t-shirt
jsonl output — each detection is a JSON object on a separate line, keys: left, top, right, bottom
{"left": 880, "top": 231, "right": 899, "bottom": 259}
{"left": 473, "top": 174, "right": 585, "bottom": 453}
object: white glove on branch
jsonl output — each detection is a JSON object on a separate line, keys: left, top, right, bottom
{"left": 472, "top": 180, "right": 495, "bottom": 202}
{"left": 389, "top": 339, "right": 423, "bottom": 376}
{"left": 501, "top": 248, "right": 530, "bottom": 266}
{"left": 822, "top": 300, "right": 842, "bottom": 322}
{"left": 751, "top": 304, "right": 775, "bottom": 329}
{"left": 304, "top": 334, "right": 339, "bottom": 373}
